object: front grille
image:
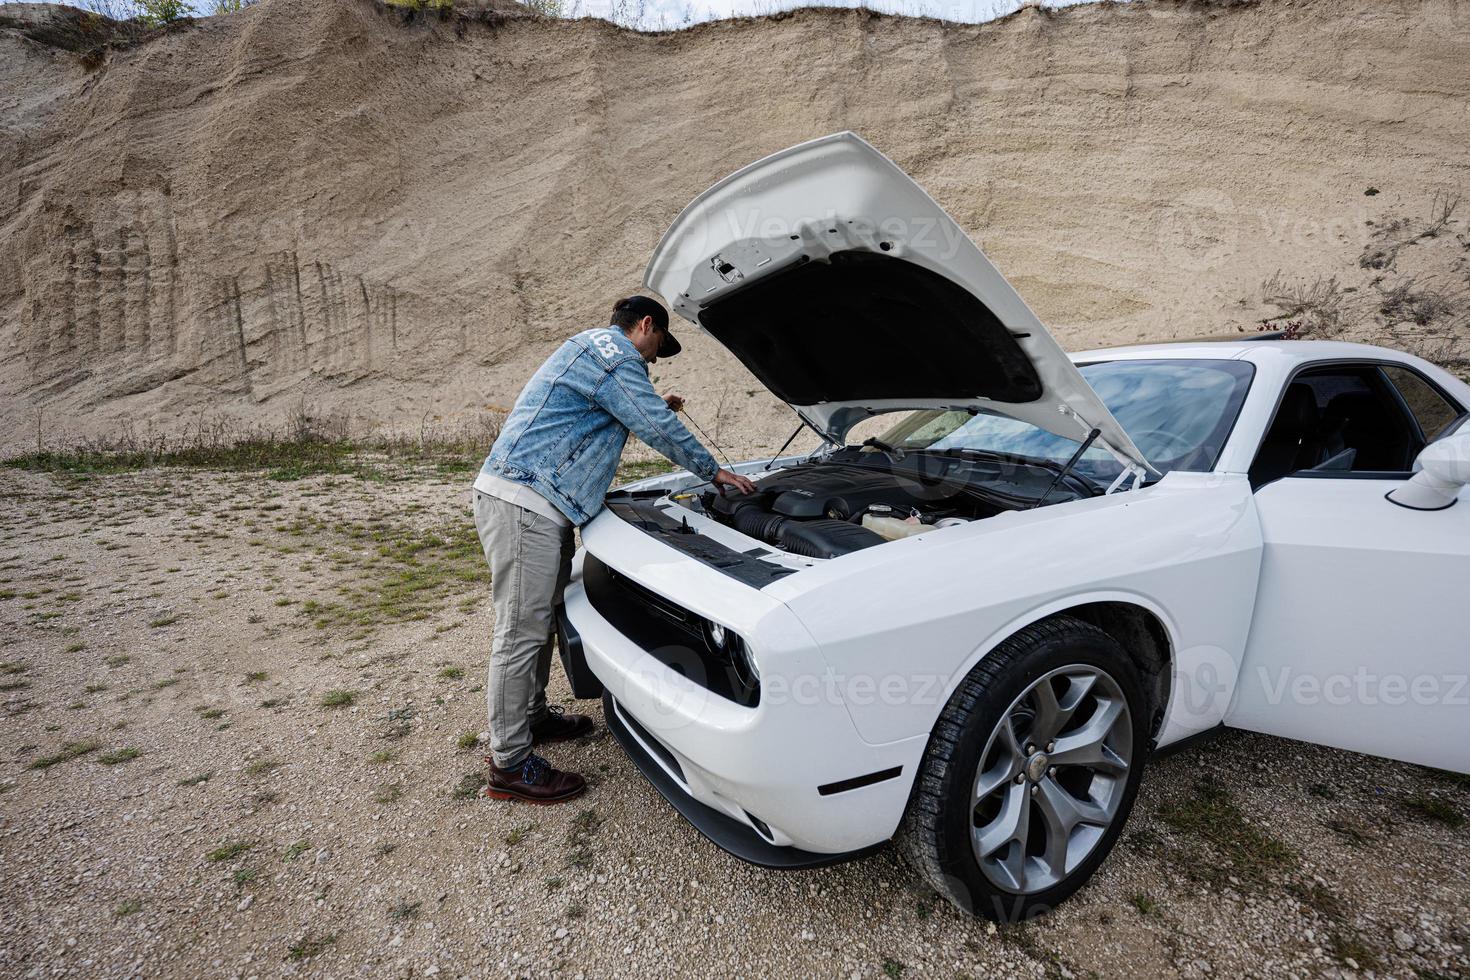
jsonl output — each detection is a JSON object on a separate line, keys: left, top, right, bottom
{"left": 583, "top": 555, "right": 759, "bottom": 707}
{"left": 613, "top": 569, "right": 698, "bottom": 633}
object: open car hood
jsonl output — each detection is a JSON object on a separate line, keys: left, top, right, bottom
{"left": 643, "top": 132, "right": 1153, "bottom": 477}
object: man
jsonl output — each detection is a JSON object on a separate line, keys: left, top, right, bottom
{"left": 472, "top": 295, "right": 757, "bottom": 803}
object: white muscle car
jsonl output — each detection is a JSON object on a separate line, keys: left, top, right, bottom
{"left": 555, "top": 133, "right": 1470, "bottom": 920}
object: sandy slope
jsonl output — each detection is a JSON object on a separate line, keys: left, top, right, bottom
{"left": 1, "top": 0, "right": 1468, "bottom": 456}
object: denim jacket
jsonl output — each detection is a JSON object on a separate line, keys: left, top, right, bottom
{"left": 477, "top": 327, "right": 721, "bottom": 526}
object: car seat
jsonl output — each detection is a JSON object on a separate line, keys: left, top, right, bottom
{"left": 1251, "top": 383, "right": 1326, "bottom": 486}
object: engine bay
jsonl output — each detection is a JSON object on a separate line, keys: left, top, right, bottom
{"left": 668, "top": 450, "right": 1046, "bottom": 559}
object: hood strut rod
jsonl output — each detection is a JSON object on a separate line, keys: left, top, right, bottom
{"left": 1031, "top": 428, "right": 1100, "bottom": 509}
{"left": 764, "top": 424, "right": 805, "bottom": 471}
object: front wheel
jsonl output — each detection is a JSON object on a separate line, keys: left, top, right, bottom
{"left": 900, "top": 616, "right": 1149, "bottom": 921}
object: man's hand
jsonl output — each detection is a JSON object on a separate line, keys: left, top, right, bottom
{"left": 663, "top": 393, "right": 685, "bottom": 413}
{"left": 713, "top": 469, "right": 757, "bottom": 495}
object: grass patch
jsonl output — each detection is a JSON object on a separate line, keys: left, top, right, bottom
{"left": 437, "top": 666, "right": 464, "bottom": 680}
{"left": 614, "top": 458, "right": 677, "bottom": 485}
{"left": 1326, "top": 930, "right": 1382, "bottom": 971}
{"left": 321, "top": 689, "right": 356, "bottom": 708}
{"left": 564, "top": 806, "right": 602, "bottom": 870}
{"left": 179, "top": 770, "right": 213, "bottom": 786}
{"left": 287, "top": 933, "right": 337, "bottom": 961}
{"left": 456, "top": 730, "right": 479, "bottom": 750}
{"left": 1286, "top": 880, "right": 1346, "bottom": 919}
{"left": 245, "top": 759, "right": 281, "bottom": 776}
{"left": 1127, "top": 892, "right": 1159, "bottom": 916}
{"left": 1157, "top": 778, "right": 1297, "bottom": 890}
{"left": 1427, "top": 767, "right": 1470, "bottom": 791}
{"left": 1402, "top": 793, "right": 1464, "bottom": 829}
{"left": 1323, "top": 817, "right": 1375, "bottom": 846}
{"left": 284, "top": 839, "right": 312, "bottom": 861}
{"left": 369, "top": 749, "right": 396, "bottom": 764}
{"left": 390, "top": 900, "right": 422, "bottom": 920}
{"left": 3, "top": 413, "right": 501, "bottom": 481}
{"left": 105, "top": 655, "right": 131, "bottom": 668}
{"left": 452, "top": 771, "right": 487, "bottom": 799}
{"left": 374, "top": 783, "right": 403, "bottom": 804}
{"left": 30, "top": 738, "right": 102, "bottom": 769}
{"left": 147, "top": 614, "right": 180, "bottom": 628}
{"left": 206, "top": 839, "right": 256, "bottom": 863}
{"left": 114, "top": 898, "right": 143, "bottom": 918}
{"left": 294, "top": 518, "right": 487, "bottom": 638}
{"left": 97, "top": 747, "right": 140, "bottom": 765}
{"left": 245, "top": 671, "right": 268, "bottom": 683}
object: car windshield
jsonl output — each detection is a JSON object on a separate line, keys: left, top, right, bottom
{"left": 867, "top": 358, "right": 1255, "bottom": 484}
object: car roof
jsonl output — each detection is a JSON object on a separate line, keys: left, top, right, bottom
{"left": 1069, "top": 339, "right": 1418, "bottom": 366}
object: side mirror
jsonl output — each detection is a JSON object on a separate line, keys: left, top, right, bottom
{"left": 1387, "top": 428, "right": 1470, "bottom": 511}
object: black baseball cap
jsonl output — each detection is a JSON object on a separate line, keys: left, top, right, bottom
{"left": 614, "top": 295, "right": 681, "bottom": 357}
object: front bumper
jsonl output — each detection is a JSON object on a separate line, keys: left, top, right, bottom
{"left": 563, "top": 515, "right": 925, "bottom": 857}
{"left": 600, "top": 690, "right": 882, "bottom": 868}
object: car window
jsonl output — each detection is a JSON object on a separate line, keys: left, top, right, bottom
{"left": 1250, "top": 364, "right": 1425, "bottom": 486}
{"left": 865, "top": 359, "right": 1255, "bottom": 484}
{"left": 1295, "top": 371, "right": 1374, "bottom": 408}
{"left": 1381, "top": 365, "right": 1460, "bottom": 440}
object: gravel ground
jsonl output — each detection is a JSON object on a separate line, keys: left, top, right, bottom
{"left": 2, "top": 463, "right": 1467, "bottom": 980}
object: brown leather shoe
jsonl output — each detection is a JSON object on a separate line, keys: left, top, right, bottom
{"left": 485, "top": 753, "right": 586, "bottom": 804}
{"left": 530, "top": 705, "right": 596, "bottom": 745}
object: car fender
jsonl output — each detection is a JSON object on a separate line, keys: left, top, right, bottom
{"left": 772, "top": 471, "right": 1263, "bottom": 745}
{"left": 951, "top": 585, "right": 1180, "bottom": 717}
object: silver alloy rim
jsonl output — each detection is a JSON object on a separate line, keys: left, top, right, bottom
{"left": 970, "top": 664, "right": 1133, "bottom": 894}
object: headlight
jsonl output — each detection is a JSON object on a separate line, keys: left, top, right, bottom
{"left": 732, "top": 638, "right": 760, "bottom": 685}
{"left": 703, "top": 618, "right": 758, "bottom": 690}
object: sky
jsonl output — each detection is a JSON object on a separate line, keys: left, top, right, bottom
{"left": 0, "top": 0, "right": 1111, "bottom": 32}
{"left": 565, "top": 0, "right": 1106, "bottom": 30}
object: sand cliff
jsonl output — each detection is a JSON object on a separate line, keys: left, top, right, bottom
{"left": 2, "top": 0, "right": 1467, "bottom": 451}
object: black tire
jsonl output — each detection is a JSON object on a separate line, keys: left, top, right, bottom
{"left": 900, "top": 615, "right": 1150, "bottom": 922}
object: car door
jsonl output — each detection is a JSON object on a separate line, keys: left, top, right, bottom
{"left": 1226, "top": 361, "right": 1470, "bottom": 773}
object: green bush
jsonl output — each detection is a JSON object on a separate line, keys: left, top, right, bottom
{"left": 136, "top": 0, "right": 192, "bottom": 26}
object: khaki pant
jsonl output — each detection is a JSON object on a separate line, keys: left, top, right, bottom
{"left": 473, "top": 491, "right": 575, "bottom": 768}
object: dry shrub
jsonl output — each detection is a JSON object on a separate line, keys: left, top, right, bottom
{"left": 1260, "top": 273, "right": 1345, "bottom": 336}
{"left": 1378, "top": 279, "right": 1461, "bottom": 326}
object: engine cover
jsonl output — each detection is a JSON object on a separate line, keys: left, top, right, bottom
{"left": 771, "top": 488, "right": 828, "bottom": 519}
{"left": 764, "top": 463, "right": 926, "bottom": 520}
